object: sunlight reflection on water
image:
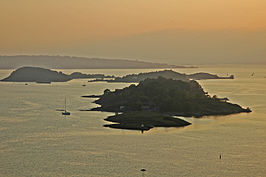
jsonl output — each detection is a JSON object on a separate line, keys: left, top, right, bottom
{"left": 0, "top": 65, "right": 266, "bottom": 177}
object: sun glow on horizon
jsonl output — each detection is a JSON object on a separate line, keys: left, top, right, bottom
{"left": 0, "top": 0, "right": 265, "bottom": 63}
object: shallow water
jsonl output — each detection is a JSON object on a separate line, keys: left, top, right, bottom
{"left": 0, "top": 65, "right": 266, "bottom": 177}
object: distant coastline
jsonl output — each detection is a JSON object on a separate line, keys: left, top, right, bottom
{"left": 1, "top": 67, "right": 233, "bottom": 83}
{"left": 0, "top": 55, "right": 195, "bottom": 69}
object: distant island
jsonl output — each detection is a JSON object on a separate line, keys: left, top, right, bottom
{"left": 89, "top": 70, "right": 234, "bottom": 83}
{"left": 0, "top": 67, "right": 114, "bottom": 83}
{"left": 1, "top": 67, "right": 233, "bottom": 84}
{"left": 0, "top": 55, "right": 192, "bottom": 69}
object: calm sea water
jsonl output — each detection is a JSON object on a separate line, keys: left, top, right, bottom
{"left": 0, "top": 65, "right": 266, "bottom": 177}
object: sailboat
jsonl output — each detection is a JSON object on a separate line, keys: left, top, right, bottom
{"left": 62, "top": 97, "right": 71, "bottom": 116}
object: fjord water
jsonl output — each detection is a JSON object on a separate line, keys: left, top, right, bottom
{"left": 0, "top": 65, "right": 266, "bottom": 177}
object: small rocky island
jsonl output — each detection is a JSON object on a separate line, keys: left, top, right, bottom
{"left": 90, "top": 77, "right": 251, "bottom": 131}
{"left": 104, "top": 111, "right": 191, "bottom": 132}
{"left": 89, "top": 70, "right": 234, "bottom": 83}
{"left": 1, "top": 66, "right": 114, "bottom": 83}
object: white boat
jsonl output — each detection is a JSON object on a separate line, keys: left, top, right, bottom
{"left": 62, "top": 98, "right": 71, "bottom": 116}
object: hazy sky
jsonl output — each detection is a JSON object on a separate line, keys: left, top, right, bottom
{"left": 1, "top": 0, "right": 265, "bottom": 64}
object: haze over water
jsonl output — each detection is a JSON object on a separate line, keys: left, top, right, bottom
{"left": 1, "top": 0, "right": 266, "bottom": 64}
{"left": 0, "top": 65, "right": 265, "bottom": 177}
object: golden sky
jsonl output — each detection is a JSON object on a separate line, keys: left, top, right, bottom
{"left": 0, "top": 0, "right": 265, "bottom": 63}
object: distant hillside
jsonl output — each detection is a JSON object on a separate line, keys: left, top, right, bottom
{"left": 0, "top": 55, "right": 187, "bottom": 69}
{"left": 90, "top": 70, "right": 234, "bottom": 83}
{"left": 1, "top": 67, "right": 114, "bottom": 83}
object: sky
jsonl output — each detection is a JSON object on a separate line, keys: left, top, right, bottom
{"left": 0, "top": 0, "right": 265, "bottom": 64}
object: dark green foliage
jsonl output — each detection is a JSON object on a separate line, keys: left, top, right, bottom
{"left": 95, "top": 77, "right": 250, "bottom": 117}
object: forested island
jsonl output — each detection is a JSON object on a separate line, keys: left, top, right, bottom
{"left": 88, "top": 77, "right": 250, "bottom": 131}
{"left": 1, "top": 67, "right": 114, "bottom": 83}
{"left": 89, "top": 70, "right": 234, "bottom": 83}
{"left": 91, "top": 77, "right": 250, "bottom": 129}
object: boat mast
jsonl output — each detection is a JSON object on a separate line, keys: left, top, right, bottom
{"left": 65, "top": 97, "right": 66, "bottom": 112}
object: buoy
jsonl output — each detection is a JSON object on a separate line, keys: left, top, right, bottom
{"left": 141, "top": 124, "right": 144, "bottom": 134}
